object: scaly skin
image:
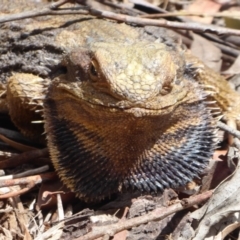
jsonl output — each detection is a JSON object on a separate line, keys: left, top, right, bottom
{"left": 1, "top": 16, "right": 240, "bottom": 201}
{"left": 45, "top": 40, "right": 217, "bottom": 201}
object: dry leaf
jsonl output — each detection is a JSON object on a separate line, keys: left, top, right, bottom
{"left": 191, "top": 158, "right": 240, "bottom": 240}
{"left": 186, "top": 0, "right": 221, "bottom": 24}
{"left": 191, "top": 33, "right": 222, "bottom": 72}
{"left": 113, "top": 230, "right": 128, "bottom": 240}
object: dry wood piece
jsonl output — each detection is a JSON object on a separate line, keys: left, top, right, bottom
{"left": 76, "top": 191, "right": 213, "bottom": 240}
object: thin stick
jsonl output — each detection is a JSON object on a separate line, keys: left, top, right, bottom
{"left": 0, "top": 148, "right": 49, "bottom": 169}
{"left": 141, "top": 11, "right": 240, "bottom": 19}
{"left": 0, "top": 172, "right": 57, "bottom": 188}
{"left": 0, "top": 182, "right": 35, "bottom": 199}
{"left": 76, "top": 190, "right": 213, "bottom": 240}
{"left": 0, "top": 0, "right": 87, "bottom": 23}
{"left": 89, "top": 9, "right": 240, "bottom": 36}
{"left": 0, "top": 165, "right": 50, "bottom": 180}
{"left": 217, "top": 122, "right": 240, "bottom": 139}
{"left": 57, "top": 194, "right": 64, "bottom": 221}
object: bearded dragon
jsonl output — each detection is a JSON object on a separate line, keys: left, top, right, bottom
{"left": 1, "top": 13, "right": 240, "bottom": 201}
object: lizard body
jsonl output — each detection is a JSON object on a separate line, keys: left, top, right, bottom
{"left": 44, "top": 41, "right": 215, "bottom": 200}
{"left": 1, "top": 11, "right": 240, "bottom": 200}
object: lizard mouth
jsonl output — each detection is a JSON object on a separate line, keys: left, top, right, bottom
{"left": 68, "top": 92, "right": 180, "bottom": 118}
{"left": 56, "top": 81, "right": 189, "bottom": 117}
{"left": 57, "top": 85, "right": 167, "bottom": 116}
{"left": 51, "top": 76, "right": 191, "bottom": 119}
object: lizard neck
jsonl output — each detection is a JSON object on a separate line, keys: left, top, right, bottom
{"left": 44, "top": 86, "right": 216, "bottom": 200}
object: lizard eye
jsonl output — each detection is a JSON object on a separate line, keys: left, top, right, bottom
{"left": 89, "top": 59, "right": 99, "bottom": 81}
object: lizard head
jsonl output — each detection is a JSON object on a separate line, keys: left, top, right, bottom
{"left": 53, "top": 42, "right": 190, "bottom": 117}
{"left": 87, "top": 42, "right": 178, "bottom": 102}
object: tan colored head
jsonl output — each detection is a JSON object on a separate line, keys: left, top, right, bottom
{"left": 59, "top": 42, "right": 189, "bottom": 116}
{"left": 89, "top": 42, "right": 177, "bottom": 102}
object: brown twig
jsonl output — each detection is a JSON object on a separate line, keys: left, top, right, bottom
{"left": 76, "top": 190, "right": 213, "bottom": 240}
{"left": 0, "top": 148, "right": 49, "bottom": 168}
{"left": 0, "top": 127, "right": 37, "bottom": 146}
{"left": 9, "top": 197, "right": 28, "bottom": 234}
{"left": 0, "top": 172, "right": 57, "bottom": 197}
{"left": 0, "top": 134, "right": 37, "bottom": 152}
{"left": 0, "top": 172, "right": 57, "bottom": 188}
{"left": 0, "top": 182, "right": 35, "bottom": 199}
{"left": 0, "top": 151, "right": 17, "bottom": 158}
{"left": 217, "top": 122, "right": 240, "bottom": 139}
{"left": 141, "top": 11, "right": 240, "bottom": 19}
{"left": 89, "top": 9, "right": 240, "bottom": 36}
{"left": 50, "top": 0, "right": 70, "bottom": 8}
{"left": 0, "top": 0, "right": 88, "bottom": 24}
